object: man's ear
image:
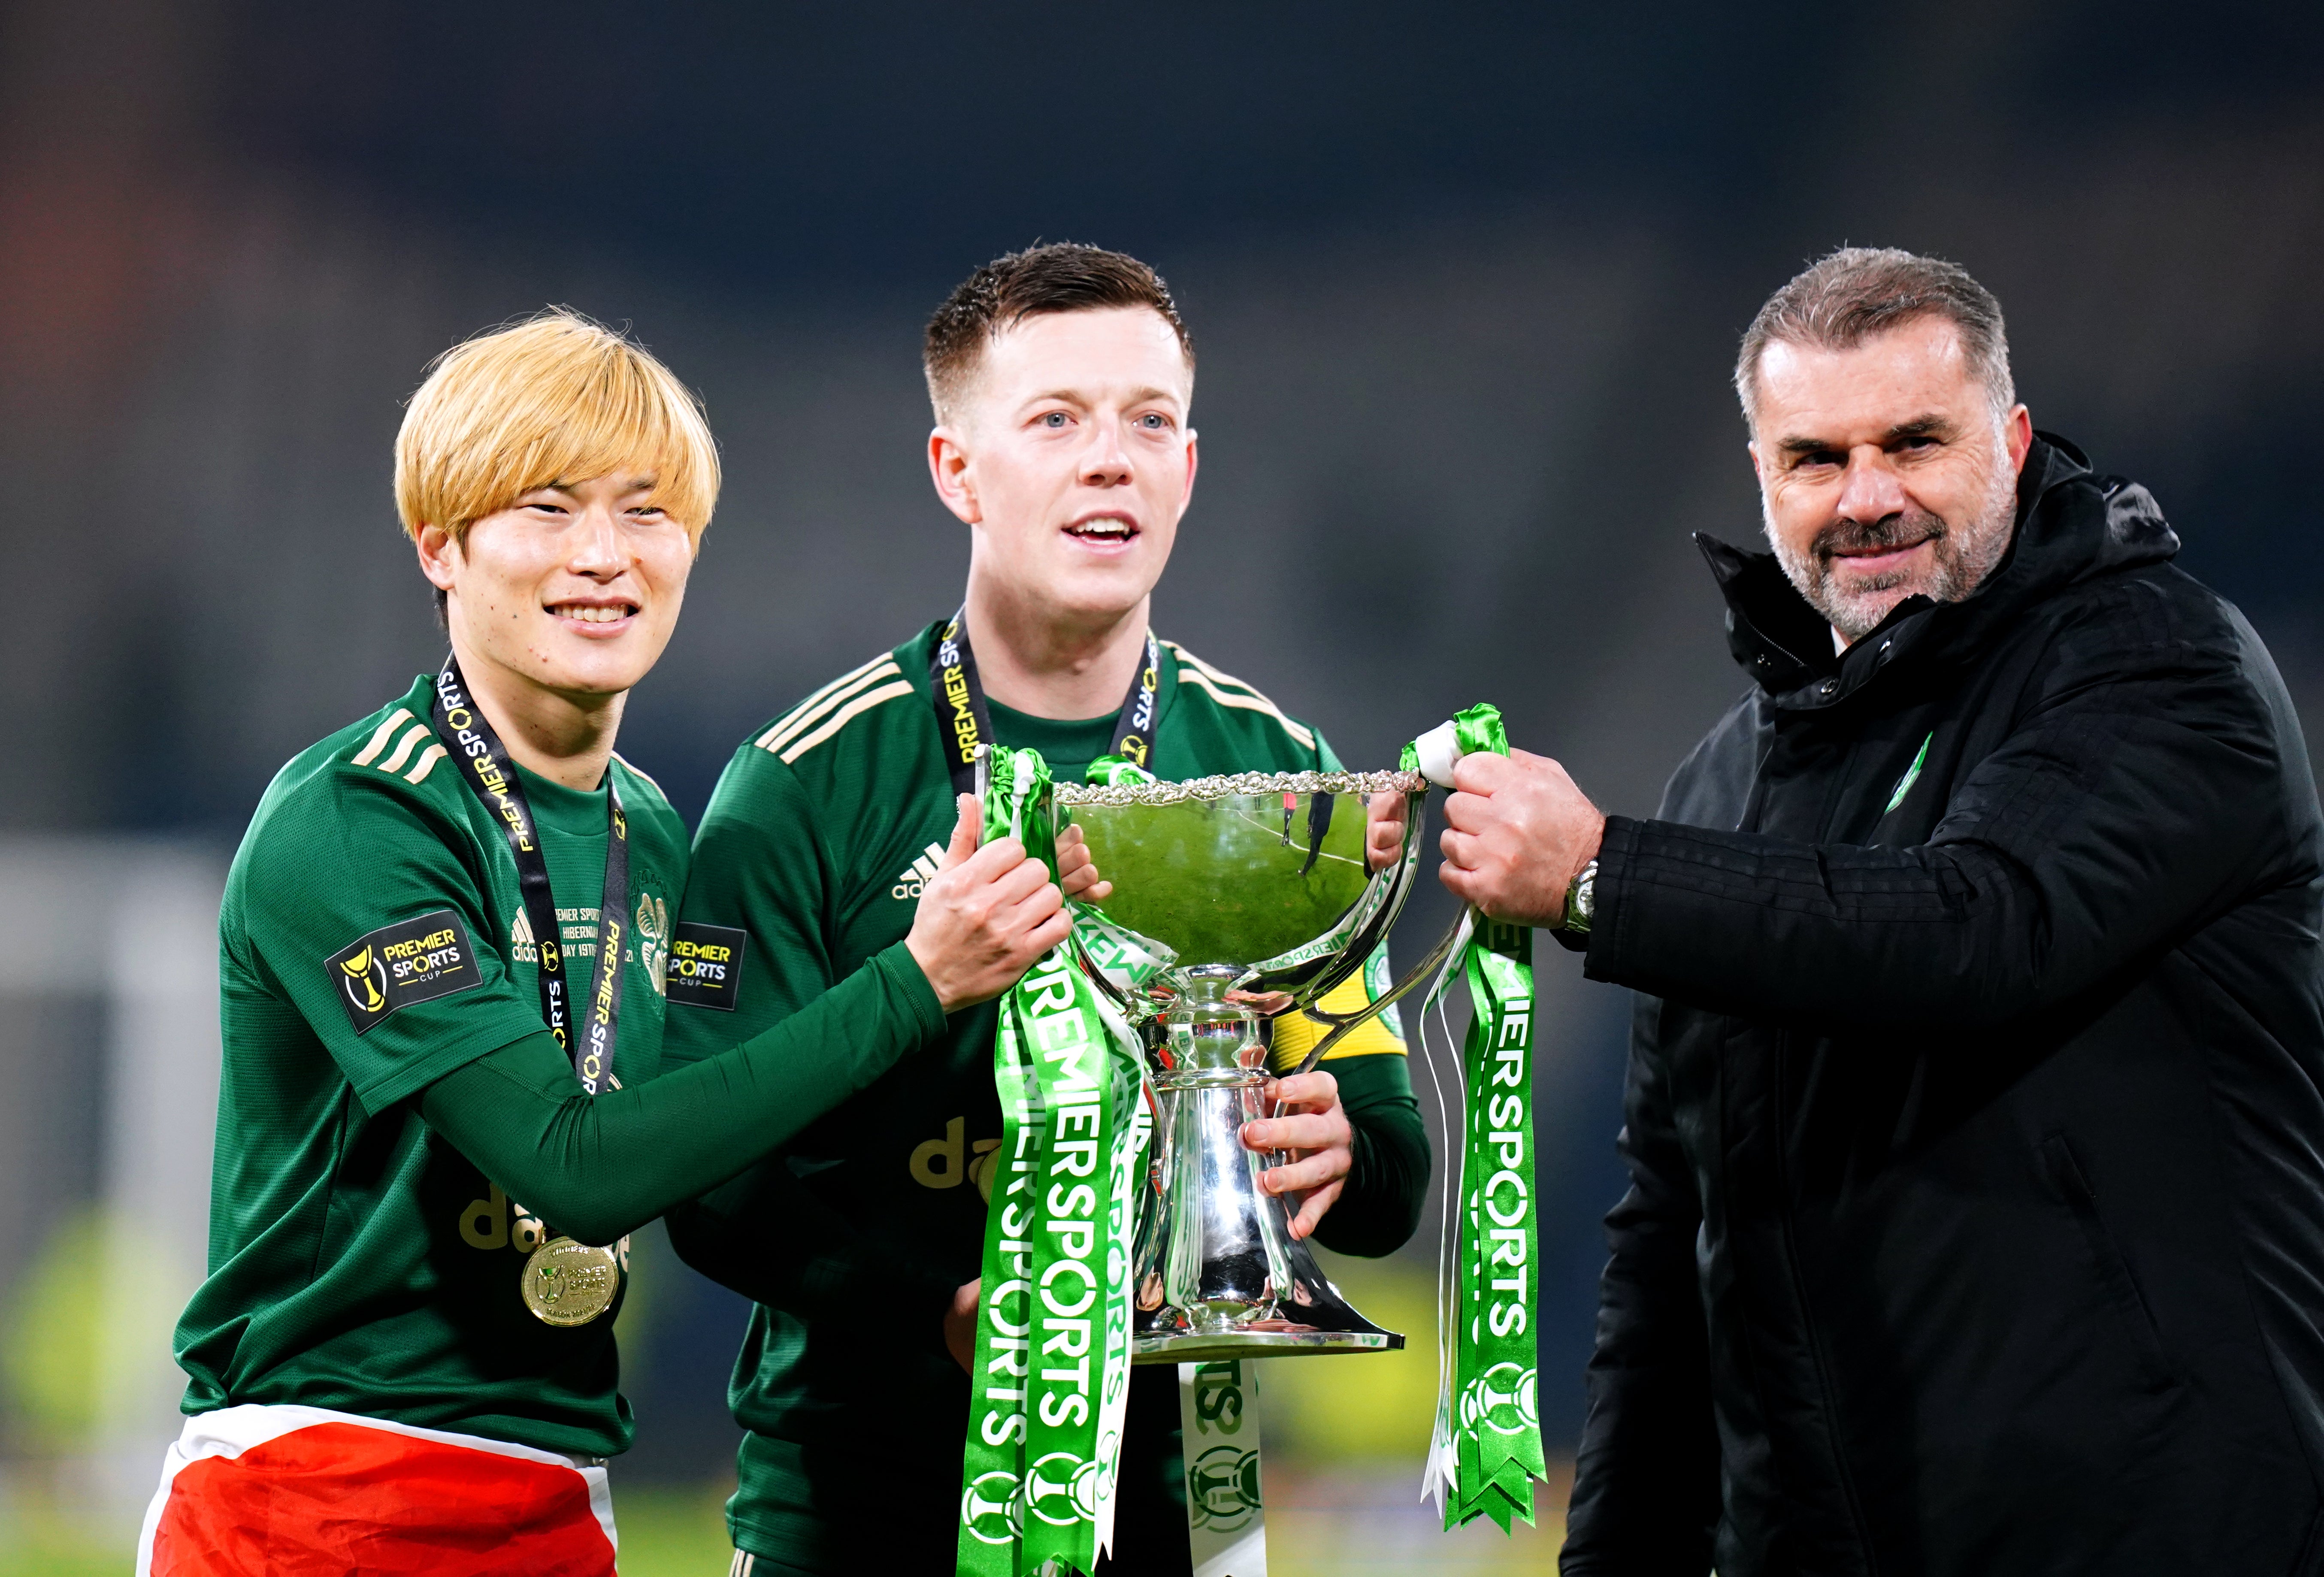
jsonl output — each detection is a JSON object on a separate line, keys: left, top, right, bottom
{"left": 928, "top": 426, "right": 980, "bottom": 525}
{"left": 1747, "top": 440, "right": 1766, "bottom": 485}
{"left": 416, "top": 524, "right": 460, "bottom": 591}
{"left": 2003, "top": 404, "right": 2034, "bottom": 475}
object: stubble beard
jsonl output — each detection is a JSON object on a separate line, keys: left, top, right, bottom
{"left": 1764, "top": 438, "right": 2020, "bottom": 643}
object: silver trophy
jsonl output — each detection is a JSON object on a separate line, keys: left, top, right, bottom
{"left": 1053, "top": 768, "right": 1461, "bottom": 1363}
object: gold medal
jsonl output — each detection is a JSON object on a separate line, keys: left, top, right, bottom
{"left": 521, "top": 1236, "right": 622, "bottom": 1326}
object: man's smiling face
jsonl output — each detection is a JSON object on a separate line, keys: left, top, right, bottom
{"left": 932, "top": 306, "right": 1195, "bottom": 627}
{"left": 1750, "top": 314, "right": 2032, "bottom": 643}
{"left": 422, "top": 469, "right": 696, "bottom": 701}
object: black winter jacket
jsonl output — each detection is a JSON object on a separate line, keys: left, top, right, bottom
{"left": 1559, "top": 436, "right": 2324, "bottom": 1577}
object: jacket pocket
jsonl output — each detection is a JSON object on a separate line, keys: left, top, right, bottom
{"left": 2041, "top": 1132, "right": 2175, "bottom": 1394}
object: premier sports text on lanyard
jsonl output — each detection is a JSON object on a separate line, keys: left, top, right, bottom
{"left": 927, "top": 607, "right": 1160, "bottom": 797}
{"left": 432, "top": 654, "right": 628, "bottom": 1094}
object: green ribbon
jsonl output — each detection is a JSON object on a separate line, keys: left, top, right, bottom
{"left": 1083, "top": 754, "right": 1157, "bottom": 787}
{"left": 1413, "top": 705, "right": 1549, "bottom": 1532}
{"left": 957, "top": 748, "right": 1150, "bottom": 1577}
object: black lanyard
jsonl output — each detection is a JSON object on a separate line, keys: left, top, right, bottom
{"left": 432, "top": 654, "right": 627, "bottom": 1094}
{"left": 929, "top": 608, "right": 1161, "bottom": 797}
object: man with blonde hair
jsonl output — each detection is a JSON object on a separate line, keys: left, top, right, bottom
{"left": 139, "top": 310, "right": 1077, "bottom": 1574}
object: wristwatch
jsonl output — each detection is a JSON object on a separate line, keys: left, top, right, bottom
{"left": 1561, "top": 858, "right": 1598, "bottom": 935}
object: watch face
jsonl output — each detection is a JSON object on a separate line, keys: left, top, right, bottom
{"left": 1565, "top": 860, "right": 1598, "bottom": 933}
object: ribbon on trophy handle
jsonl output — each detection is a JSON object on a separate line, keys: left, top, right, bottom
{"left": 958, "top": 747, "right": 1152, "bottom": 1577}
{"left": 1083, "top": 754, "right": 1156, "bottom": 788}
{"left": 1410, "top": 705, "right": 1550, "bottom": 1532}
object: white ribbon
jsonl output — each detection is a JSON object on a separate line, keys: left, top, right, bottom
{"left": 1180, "top": 1360, "right": 1268, "bottom": 1577}
{"left": 1415, "top": 912, "right": 1474, "bottom": 1516}
{"left": 1412, "top": 718, "right": 1467, "bottom": 789}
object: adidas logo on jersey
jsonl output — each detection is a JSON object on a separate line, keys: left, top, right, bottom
{"left": 350, "top": 707, "right": 451, "bottom": 784}
{"left": 508, "top": 908, "right": 539, "bottom": 964}
{"left": 891, "top": 842, "right": 947, "bottom": 901}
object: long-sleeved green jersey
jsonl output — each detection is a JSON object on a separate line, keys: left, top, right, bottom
{"left": 663, "top": 624, "right": 1428, "bottom": 1569}
{"left": 177, "top": 671, "right": 950, "bottom": 1466}
{"left": 177, "top": 673, "right": 689, "bottom": 1457}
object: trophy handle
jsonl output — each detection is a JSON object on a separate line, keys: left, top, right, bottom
{"left": 1285, "top": 906, "right": 1474, "bottom": 1080}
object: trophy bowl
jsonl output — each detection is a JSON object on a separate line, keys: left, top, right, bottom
{"left": 1055, "top": 768, "right": 1457, "bottom": 1362}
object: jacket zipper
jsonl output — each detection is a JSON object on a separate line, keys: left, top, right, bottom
{"left": 1771, "top": 1028, "right": 1880, "bottom": 1574}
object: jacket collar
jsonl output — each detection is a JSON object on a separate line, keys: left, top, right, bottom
{"left": 1699, "top": 432, "right": 2180, "bottom": 711}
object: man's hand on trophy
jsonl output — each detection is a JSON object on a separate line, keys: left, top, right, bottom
{"left": 1054, "top": 822, "right": 1110, "bottom": 901}
{"left": 905, "top": 794, "right": 1072, "bottom": 1013}
{"left": 1364, "top": 791, "right": 1407, "bottom": 872}
{"left": 1438, "top": 748, "right": 1605, "bottom": 928}
{"left": 1244, "top": 1070, "right": 1354, "bottom": 1241}
{"left": 944, "top": 1277, "right": 980, "bottom": 1373}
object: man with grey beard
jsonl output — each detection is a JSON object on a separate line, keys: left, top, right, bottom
{"left": 1440, "top": 248, "right": 2324, "bottom": 1575}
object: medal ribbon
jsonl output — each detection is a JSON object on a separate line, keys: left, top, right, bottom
{"left": 929, "top": 608, "right": 1162, "bottom": 797}
{"left": 1412, "top": 705, "right": 1549, "bottom": 1532}
{"left": 957, "top": 747, "right": 1150, "bottom": 1577}
{"left": 432, "top": 654, "right": 628, "bottom": 1093}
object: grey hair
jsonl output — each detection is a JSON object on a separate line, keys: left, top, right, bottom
{"left": 1735, "top": 247, "right": 2015, "bottom": 431}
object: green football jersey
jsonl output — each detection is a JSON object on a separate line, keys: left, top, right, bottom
{"left": 664, "top": 624, "right": 1425, "bottom": 1565}
{"left": 174, "top": 672, "right": 690, "bottom": 1458}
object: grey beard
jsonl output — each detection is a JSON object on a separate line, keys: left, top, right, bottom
{"left": 1765, "top": 454, "right": 2018, "bottom": 642}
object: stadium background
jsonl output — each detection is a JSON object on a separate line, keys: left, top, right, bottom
{"left": 3, "top": 1, "right": 2320, "bottom": 1569}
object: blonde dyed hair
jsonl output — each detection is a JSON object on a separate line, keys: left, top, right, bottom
{"left": 395, "top": 308, "right": 720, "bottom": 545}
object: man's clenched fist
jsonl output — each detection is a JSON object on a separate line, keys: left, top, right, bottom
{"left": 1437, "top": 748, "right": 1606, "bottom": 928}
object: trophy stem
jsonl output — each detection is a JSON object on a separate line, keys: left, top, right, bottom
{"left": 1159, "top": 1072, "right": 1288, "bottom": 1329}
{"left": 1155, "top": 972, "right": 1289, "bottom": 1329}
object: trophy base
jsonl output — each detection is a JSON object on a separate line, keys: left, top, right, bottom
{"left": 1130, "top": 1222, "right": 1403, "bottom": 1364}
{"left": 1132, "top": 1327, "right": 1403, "bottom": 1364}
